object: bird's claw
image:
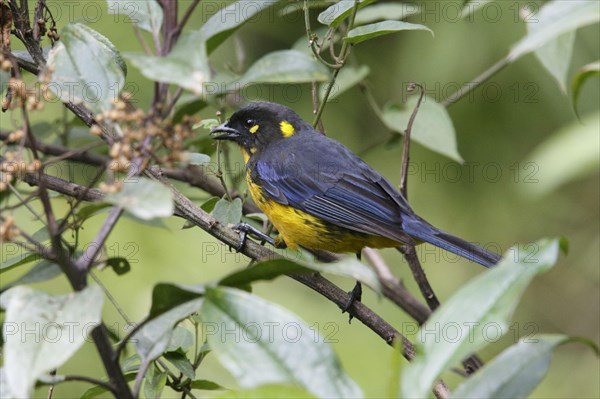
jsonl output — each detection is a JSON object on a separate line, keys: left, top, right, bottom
{"left": 233, "top": 222, "right": 274, "bottom": 252}
{"left": 342, "top": 282, "right": 362, "bottom": 323}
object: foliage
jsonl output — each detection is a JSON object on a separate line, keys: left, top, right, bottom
{"left": 0, "top": 1, "right": 598, "bottom": 399}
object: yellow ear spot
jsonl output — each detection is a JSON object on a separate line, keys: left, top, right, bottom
{"left": 249, "top": 124, "right": 259, "bottom": 134}
{"left": 280, "top": 120, "right": 295, "bottom": 137}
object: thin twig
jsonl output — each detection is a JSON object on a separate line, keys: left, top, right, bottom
{"left": 441, "top": 57, "right": 510, "bottom": 107}
{"left": 312, "top": 0, "right": 360, "bottom": 127}
{"left": 399, "top": 83, "right": 425, "bottom": 198}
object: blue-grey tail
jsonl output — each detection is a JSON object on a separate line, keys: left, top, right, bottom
{"left": 402, "top": 216, "right": 500, "bottom": 268}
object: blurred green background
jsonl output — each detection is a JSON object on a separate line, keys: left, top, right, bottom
{"left": 1, "top": 1, "right": 598, "bottom": 398}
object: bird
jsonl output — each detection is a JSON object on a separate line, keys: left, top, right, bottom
{"left": 210, "top": 101, "right": 501, "bottom": 306}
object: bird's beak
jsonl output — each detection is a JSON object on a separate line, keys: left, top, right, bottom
{"left": 209, "top": 122, "right": 240, "bottom": 140}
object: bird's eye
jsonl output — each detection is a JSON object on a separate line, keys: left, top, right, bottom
{"left": 244, "top": 119, "right": 255, "bottom": 128}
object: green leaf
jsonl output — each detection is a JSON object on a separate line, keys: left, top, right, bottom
{"left": 105, "top": 177, "right": 174, "bottom": 220}
{"left": 135, "top": 299, "right": 203, "bottom": 375}
{"left": 45, "top": 23, "right": 126, "bottom": 114}
{"left": 76, "top": 203, "right": 111, "bottom": 221}
{"left": 0, "top": 253, "right": 39, "bottom": 274}
{"left": 509, "top": 1, "right": 600, "bottom": 62}
{"left": 219, "top": 257, "right": 381, "bottom": 294}
{"left": 523, "top": 112, "right": 600, "bottom": 196}
{"left": 80, "top": 373, "right": 137, "bottom": 399}
{"left": 164, "top": 351, "right": 195, "bottom": 379}
{"left": 186, "top": 153, "right": 211, "bottom": 166}
{"left": 216, "top": 384, "right": 315, "bottom": 398}
{"left": 201, "top": 0, "right": 283, "bottom": 54}
{"left": 0, "top": 261, "right": 62, "bottom": 293}
{"left": 235, "top": 50, "right": 330, "bottom": 87}
{"left": 121, "top": 354, "right": 141, "bottom": 373}
{"left": 572, "top": 61, "right": 600, "bottom": 113}
{"left": 211, "top": 197, "right": 243, "bottom": 225}
{"left": 191, "top": 379, "right": 226, "bottom": 391}
{"left": 451, "top": 335, "right": 596, "bottom": 399}
{"left": 167, "top": 326, "right": 195, "bottom": 352}
{"left": 106, "top": 257, "right": 131, "bottom": 275}
{"left": 201, "top": 287, "right": 363, "bottom": 398}
{"left": 0, "top": 285, "right": 104, "bottom": 398}
{"left": 107, "top": 0, "right": 163, "bottom": 34}
{"left": 345, "top": 20, "right": 433, "bottom": 44}
{"left": 533, "top": 31, "right": 575, "bottom": 93}
{"left": 318, "top": 0, "right": 377, "bottom": 27}
{"left": 200, "top": 197, "right": 221, "bottom": 213}
{"left": 354, "top": 3, "right": 422, "bottom": 25}
{"left": 144, "top": 362, "right": 167, "bottom": 399}
{"left": 382, "top": 97, "right": 463, "bottom": 163}
{"left": 125, "top": 31, "right": 210, "bottom": 94}
{"left": 400, "top": 239, "right": 560, "bottom": 399}
{"left": 149, "top": 283, "right": 204, "bottom": 319}
{"left": 319, "top": 65, "right": 370, "bottom": 102}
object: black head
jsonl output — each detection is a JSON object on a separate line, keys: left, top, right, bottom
{"left": 209, "top": 102, "right": 310, "bottom": 155}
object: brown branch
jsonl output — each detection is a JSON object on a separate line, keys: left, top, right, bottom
{"left": 18, "top": 167, "right": 451, "bottom": 396}
{"left": 4, "top": 130, "right": 436, "bottom": 326}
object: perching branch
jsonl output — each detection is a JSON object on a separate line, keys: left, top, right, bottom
{"left": 16, "top": 166, "right": 449, "bottom": 398}
{"left": 4, "top": 129, "right": 435, "bottom": 326}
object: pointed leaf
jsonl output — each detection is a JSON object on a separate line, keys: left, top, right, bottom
{"left": 149, "top": 283, "right": 204, "bottom": 319}
{"left": 211, "top": 198, "right": 243, "bottom": 225}
{"left": 0, "top": 285, "right": 104, "bottom": 398}
{"left": 400, "top": 239, "right": 560, "bottom": 399}
{"left": 318, "top": 0, "right": 377, "bottom": 27}
{"left": 345, "top": 20, "right": 433, "bottom": 44}
{"left": 45, "top": 23, "right": 126, "bottom": 114}
{"left": 572, "top": 61, "right": 600, "bottom": 113}
{"left": 167, "top": 326, "right": 194, "bottom": 352}
{"left": 105, "top": 177, "right": 174, "bottom": 220}
{"left": 236, "top": 50, "right": 330, "bottom": 87}
{"left": 534, "top": 31, "right": 575, "bottom": 93}
{"left": 509, "top": 1, "right": 600, "bottom": 62}
{"left": 164, "top": 351, "right": 195, "bottom": 379}
{"left": 134, "top": 299, "right": 203, "bottom": 372}
{"left": 0, "top": 261, "right": 61, "bottom": 293}
{"left": 202, "top": 287, "right": 363, "bottom": 398}
{"left": 125, "top": 31, "right": 209, "bottom": 95}
{"left": 191, "top": 379, "right": 226, "bottom": 391}
{"left": 0, "top": 253, "right": 39, "bottom": 274}
{"left": 143, "top": 363, "right": 167, "bottom": 399}
{"left": 382, "top": 97, "right": 463, "bottom": 163}
{"left": 451, "top": 335, "right": 596, "bottom": 399}
{"left": 201, "top": 0, "right": 283, "bottom": 54}
{"left": 107, "top": 0, "right": 163, "bottom": 34}
{"left": 76, "top": 203, "right": 111, "bottom": 221}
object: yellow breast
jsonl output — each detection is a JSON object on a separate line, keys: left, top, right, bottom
{"left": 245, "top": 171, "right": 400, "bottom": 253}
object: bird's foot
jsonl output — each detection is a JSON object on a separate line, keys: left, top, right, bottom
{"left": 342, "top": 282, "right": 362, "bottom": 323}
{"left": 233, "top": 222, "right": 275, "bottom": 252}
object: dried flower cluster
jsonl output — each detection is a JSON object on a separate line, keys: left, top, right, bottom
{"left": 95, "top": 93, "right": 199, "bottom": 192}
{"left": 0, "top": 215, "right": 20, "bottom": 242}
